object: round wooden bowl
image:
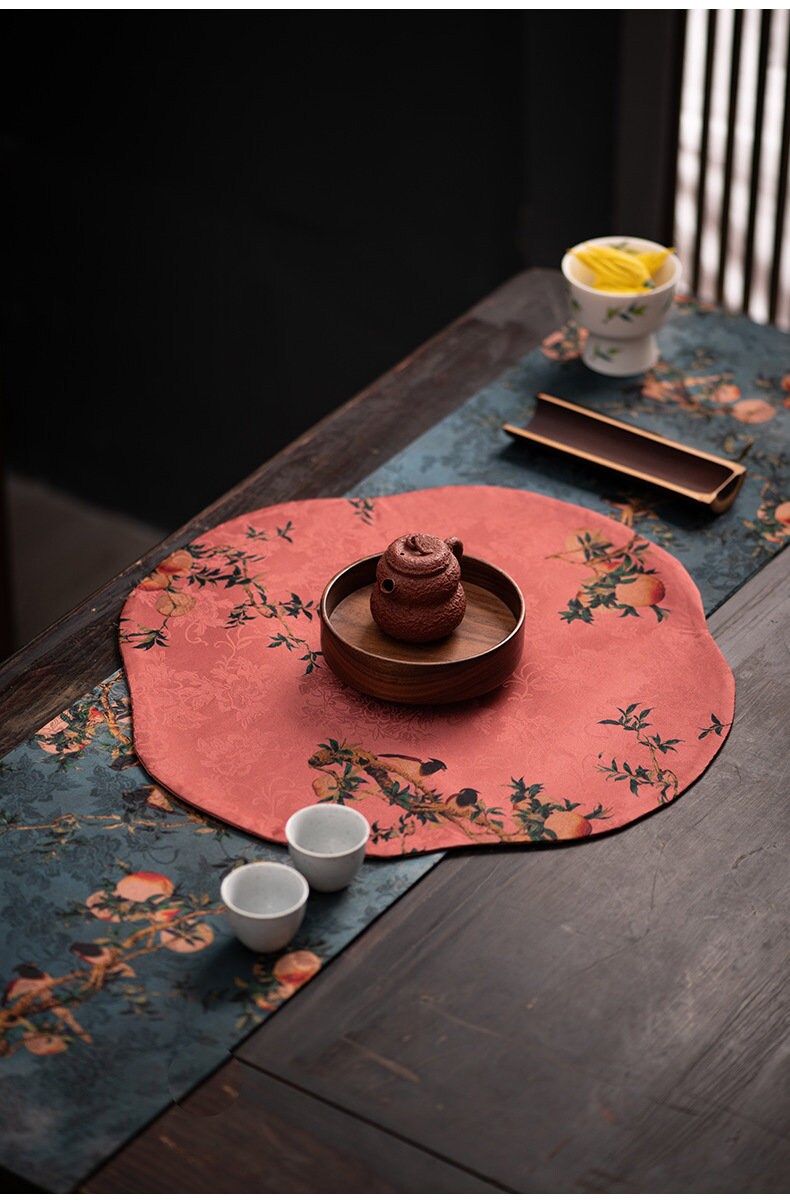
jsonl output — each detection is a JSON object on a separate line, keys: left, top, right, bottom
{"left": 320, "top": 554, "right": 525, "bottom": 705}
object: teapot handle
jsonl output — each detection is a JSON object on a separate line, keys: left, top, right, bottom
{"left": 445, "top": 536, "right": 464, "bottom": 560}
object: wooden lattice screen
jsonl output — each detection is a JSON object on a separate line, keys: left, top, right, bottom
{"left": 674, "top": 8, "right": 790, "bottom": 329}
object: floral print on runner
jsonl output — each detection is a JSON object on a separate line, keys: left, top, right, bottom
{"left": 0, "top": 671, "right": 439, "bottom": 1187}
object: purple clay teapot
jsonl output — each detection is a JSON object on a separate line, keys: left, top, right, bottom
{"left": 370, "top": 533, "right": 466, "bottom": 643}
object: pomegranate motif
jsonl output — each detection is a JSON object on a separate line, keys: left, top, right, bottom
{"left": 370, "top": 533, "right": 466, "bottom": 643}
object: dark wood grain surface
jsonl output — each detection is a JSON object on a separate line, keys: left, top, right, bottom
{"left": 82, "top": 1060, "right": 500, "bottom": 1194}
{"left": 2, "top": 268, "right": 788, "bottom": 1193}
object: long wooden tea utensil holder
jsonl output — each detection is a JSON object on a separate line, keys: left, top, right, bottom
{"left": 503, "top": 392, "right": 746, "bottom": 514}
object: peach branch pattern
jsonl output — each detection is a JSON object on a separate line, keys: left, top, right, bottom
{"left": 0, "top": 870, "right": 222, "bottom": 1059}
{"left": 743, "top": 481, "right": 790, "bottom": 553}
{"left": 308, "top": 740, "right": 610, "bottom": 852}
{"left": 34, "top": 670, "right": 134, "bottom": 767}
{"left": 549, "top": 529, "right": 669, "bottom": 624}
{"left": 596, "top": 703, "right": 683, "bottom": 805}
{"left": 120, "top": 527, "right": 322, "bottom": 673}
{"left": 229, "top": 950, "right": 323, "bottom": 1032}
{"left": 698, "top": 712, "right": 732, "bottom": 740}
{"left": 0, "top": 866, "right": 325, "bottom": 1060}
{"left": 0, "top": 786, "right": 227, "bottom": 859}
{"left": 348, "top": 497, "right": 377, "bottom": 525}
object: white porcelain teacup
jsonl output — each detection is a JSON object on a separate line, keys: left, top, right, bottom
{"left": 561, "top": 235, "right": 681, "bottom": 377}
{"left": 220, "top": 861, "right": 309, "bottom": 952}
{"left": 285, "top": 803, "right": 370, "bottom": 893}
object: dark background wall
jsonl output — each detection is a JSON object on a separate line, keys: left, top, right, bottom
{"left": 2, "top": 13, "right": 667, "bottom": 533}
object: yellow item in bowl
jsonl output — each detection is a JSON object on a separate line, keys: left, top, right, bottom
{"left": 571, "top": 243, "right": 673, "bottom": 294}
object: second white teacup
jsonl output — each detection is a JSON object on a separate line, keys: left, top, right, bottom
{"left": 220, "top": 861, "right": 309, "bottom": 953}
{"left": 285, "top": 803, "right": 370, "bottom": 892}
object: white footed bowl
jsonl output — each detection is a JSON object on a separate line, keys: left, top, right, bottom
{"left": 561, "top": 235, "right": 681, "bottom": 377}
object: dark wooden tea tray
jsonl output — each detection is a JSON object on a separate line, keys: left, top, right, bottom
{"left": 504, "top": 392, "right": 747, "bottom": 513}
{"left": 320, "top": 554, "right": 525, "bottom": 705}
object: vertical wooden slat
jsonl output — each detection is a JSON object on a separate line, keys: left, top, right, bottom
{"left": 768, "top": 18, "right": 790, "bottom": 323}
{"left": 691, "top": 10, "right": 718, "bottom": 295}
{"left": 716, "top": 10, "right": 743, "bottom": 305}
{"left": 742, "top": 9, "right": 772, "bottom": 312}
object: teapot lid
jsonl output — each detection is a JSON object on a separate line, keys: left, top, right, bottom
{"left": 382, "top": 533, "right": 462, "bottom": 576}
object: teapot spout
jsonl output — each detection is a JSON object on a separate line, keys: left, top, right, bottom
{"left": 445, "top": 537, "right": 463, "bottom": 559}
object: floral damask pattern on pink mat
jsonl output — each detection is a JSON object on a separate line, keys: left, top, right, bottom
{"left": 120, "top": 486, "right": 734, "bottom": 856}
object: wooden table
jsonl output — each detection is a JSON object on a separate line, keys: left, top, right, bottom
{"left": 2, "top": 269, "right": 788, "bottom": 1194}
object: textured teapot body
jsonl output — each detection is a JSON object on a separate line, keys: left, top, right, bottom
{"left": 370, "top": 533, "right": 466, "bottom": 643}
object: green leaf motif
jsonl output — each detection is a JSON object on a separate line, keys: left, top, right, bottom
{"left": 594, "top": 344, "right": 623, "bottom": 361}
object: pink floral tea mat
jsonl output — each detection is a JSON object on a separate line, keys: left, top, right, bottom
{"left": 120, "top": 486, "right": 734, "bottom": 856}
